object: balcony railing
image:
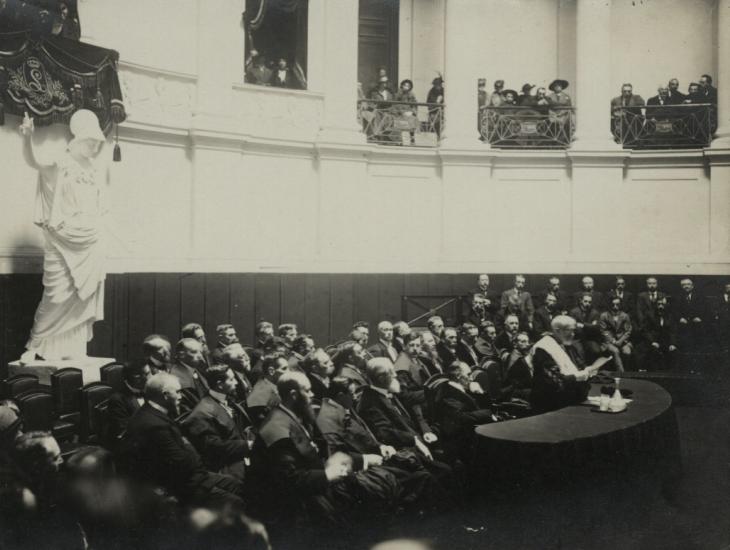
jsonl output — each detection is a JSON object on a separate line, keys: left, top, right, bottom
{"left": 357, "top": 99, "right": 444, "bottom": 147}
{"left": 612, "top": 104, "right": 713, "bottom": 149}
{"left": 479, "top": 105, "right": 575, "bottom": 149}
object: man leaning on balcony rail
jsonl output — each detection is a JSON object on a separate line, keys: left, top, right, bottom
{"left": 611, "top": 83, "right": 645, "bottom": 136}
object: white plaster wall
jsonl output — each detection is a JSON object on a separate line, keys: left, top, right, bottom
{"left": 0, "top": 0, "right": 727, "bottom": 276}
{"left": 610, "top": 0, "right": 717, "bottom": 100}
{"left": 79, "top": 0, "right": 198, "bottom": 75}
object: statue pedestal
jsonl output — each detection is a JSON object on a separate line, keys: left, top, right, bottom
{"left": 8, "top": 356, "right": 116, "bottom": 385}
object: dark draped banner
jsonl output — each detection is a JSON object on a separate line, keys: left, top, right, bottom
{"left": 0, "top": 1, "right": 125, "bottom": 133}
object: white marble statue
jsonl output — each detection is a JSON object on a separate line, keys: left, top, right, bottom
{"left": 19, "top": 110, "right": 110, "bottom": 362}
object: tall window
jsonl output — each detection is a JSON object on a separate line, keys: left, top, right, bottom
{"left": 244, "top": 0, "right": 308, "bottom": 90}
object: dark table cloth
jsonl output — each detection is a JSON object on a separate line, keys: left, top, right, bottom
{"left": 474, "top": 380, "right": 681, "bottom": 488}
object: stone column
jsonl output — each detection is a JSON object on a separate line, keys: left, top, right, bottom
{"left": 316, "top": 0, "right": 364, "bottom": 145}
{"left": 440, "top": 0, "right": 482, "bottom": 149}
{"left": 572, "top": 0, "right": 619, "bottom": 150}
{"left": 713, "top": 0, "right": 730, "bottom": 147}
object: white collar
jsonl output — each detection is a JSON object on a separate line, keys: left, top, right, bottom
{"left": 148, "top": 401, "right": 168, "bottom": 415}
{"left": 448, "top": 381, "right": 467, "bottom": 393}
{"left": 371, "top": 385, "right": 392, "bottom": 399}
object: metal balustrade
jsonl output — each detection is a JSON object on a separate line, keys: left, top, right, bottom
{"left": 357, "top": 99, "right": 444, "bottom": 147}
{"left": 612, "top": 103, "right": 713, "bottom": 149}
{"left": 479, "top": 105, "right": 575, "bottom": 149}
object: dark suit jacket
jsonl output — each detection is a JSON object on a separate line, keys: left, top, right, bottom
{"left": 533, "top": 306, "right": 555, "bottom": 337}
{"left": 436, "top": 342, "right": 458, "bottom": 368}
{"left": 538, "top": 289, "right": 570, "bottom": 311}
{"left": 500, "top": 288, "right": 535, "bottom": 322}
{"left": 316, "top": 398, "right": 380, "bottom": 457}
{"left": 357, "top": 386, "right": 420, "bottom": 449}
{"left": 530, "top": 337, "right": 590, "bottom": 413}
{"left": 572, "top": 290, "right": 605, "bottom": 311}
{"left": 394, "top": 352, "right": 432, "bottom": 387}
{"left": 123, "top": 404, "right": 211, "bottom": 499}
{"left": 433, "top": 383, "right": 492, "bottom": 448}
{"left": 338, "top": 364, "right": 370, "bottom": 389}
{"left": 105, "top": 386, "right": 143, "bottom": 444}
{"left": 182, "top": 395, "right": 251, "bottom": 473}
{"left": 368, "top": 341, "right": 399, "bottom": 363}
{"left": 667, "top": 90, "right": 687, "bottom": 105}
{"left": 674, "top": 292, "right": 708, "bottom": 321}
{"left": 470, "top": 287, "right": 499, "bottom": 315}
{"left": 455, "top": 340, "right": 480, "bottom": 368}
{"left": 636, "top": 291, "right": 668, "bottom": 324}
{"left": 608, "top": 289, "right": 635, "bottom": 314}
{"left": 569, "top": 306, "right": 602, "bottom": 340}
{"left": 269, "top": 67, "right": 298, "bottom": 88}
{"left": 639, "top": 310, "right": 677, "bottom": 348}
{"left": 169, "top": 361, "right": 209, "bottom": 400}
{"left": 307, "top": 374, "right": 331, "bottom": 403}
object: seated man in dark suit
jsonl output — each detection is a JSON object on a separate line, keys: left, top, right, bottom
{"left": 646, "top": 85, "right": 672, "bottom": 118}
{"left": 636, "top": 276, "right": 668, "bottom": 326}
{"left": 357, "top": 359, "right": 439, "bottom": 457}
{"left": 569, "top": 294, "right": 603, "bottom": 362}
{"left": 392, "top": 321, "right": 412, "bottom": 354}
{"left": 334, "top": 341, "right": 370, "bottom": 392}
{"left": 637, "top": 297, "right": 678, "bottom": 371}
{"left": 436, "top": 327, "right": 459, "bottom": 367}
{"left": 495, "top": 295, "right": 531, "bottom": 333}
{"left": 418, "top": 331, "right": 444, "bottom": 377}
{"left": 288, "top": 333, "right": 315, "bottom": 373}
{"left": 530, "top": 316, "right": 600, "bottom": 413}
{"left": 504, "top": 332, "right": 533, "bottom": 400}
{"left": 534, "top": 294, "right": 559, "bottom": 338}
{"left": 219, "top": 343, "right": 254, "bottom": 404}
{"left": 368, "top": 321, "right": 399, "bottom": 363}
{"left": 607, "top": 276, "right": 634, "bottom": 316}
{"left": 141, "top": 334, "right": 172, "bottom": 374}
{"left": 572, "top": 276, "right": 605, "bottom": 312}
{"left": 474, "top": 322, "right": 500, "bottom": 364}
{"left": 301, "top": 348, "right": 336, "bottom": 403}
{"left": 210, "top": 324, "right": 240, "bottom": 364}
{"left": 317, "top": 377, "right": 450, "bottom": 513}
{"left": 251, "top": 372, "right": 397, "bottom": 528}
{"left": 469, "top": 293, "right": 495, "bottom": 331}
{"left": 246, "top": 353, "right": 289, "bottom": 427}
{"left": 500, "top": 274, "right": 535, "bottom": 329}
{"left": 394, "top": 332, "right": 435, "bottom": 388}
{"left": 494, "top": 314, "right": 521, "bottom": 364}
{"left": 104, "top": 362, "right": 151, "bottom": 449}
{"left": 432, "top": 362, "right": 493, "bottom": 462}
{"left": 122, "top": 372, "right": 243, "bottom": 507}
{"left": 455, "top": 323, "right": 481, "bottom": 368}
{"left": 181, "top": 323, "right": 211, "bottom": 367}
{"left": 169, "top": 338, "right": 210, "bottom": 409}
{"left": 539, "top": 277, "right": 569, "bottom": 315}
{"left": 426, "top": 316, "right": 445, "bottom": 345}
{"left": 182, "top": 365, "right": 252, "bottom": 482}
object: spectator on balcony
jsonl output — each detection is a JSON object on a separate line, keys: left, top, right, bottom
{"left": 245, "top": 50, "right": 272, "bottom": 86}
{"left": 699, "top": 74, "right": 717, "bottom": 105}
{"left": 667, "top": 78, "right": 687, "bottom": 104}
{"left": 684, "top": 82, "right": 703, "bottom": 103}
{"left": 534, "top": 87, "right": 550, "bottom": 114}
{"left": 269, "top": 57, "right": 298, "bottom": 89}
{"left": 547, "top": 79, "right": 571, "bottom": 107}
{"left": 501, "top": 89, "right": 519, "bottom": 110}
{"left": 647, "top": 86, "right": 672, "bottom": 118}
{"left": 478, "top": 78, "right": 488, "bottom": 108}
{"left": 426, "top": 76, "right": 444, "bottom": 139}
{"left": 369, "top": 75, "right": 393, "bottom": 103}
{"left": 611, "top": 83, "right": 645, "bottom": 136}
{"left": 489, "top": 80, "right": 505, "bottom": 107}
{"left": 518, "top": 84, "right": 536, "bottom": 107}
{"left": 394, "top": 79, "right": 419, "bottom": 145}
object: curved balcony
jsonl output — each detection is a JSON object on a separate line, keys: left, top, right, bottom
{"left": 479, "top": 105, "right": 575, "bottom": 149}
{"left": 612, "top": 104, "right": 714, "bottom": 149}
{"left": 357, "top": 99, "right": 444, "bottom": 147}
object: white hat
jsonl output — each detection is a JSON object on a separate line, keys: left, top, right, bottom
{"left": 69, "top": 109, "right": 105, "bottom": 142}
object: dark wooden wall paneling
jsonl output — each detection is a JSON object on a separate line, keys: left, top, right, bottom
{"left": 1, "top": 272, "right": 728, "bottom": 367}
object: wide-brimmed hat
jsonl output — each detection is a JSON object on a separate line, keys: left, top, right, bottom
{"left": 494, "top": 79, "right": 504, "bottom": 88}
{"left": 400, "top": 79, "right": 413, "bottom": 89}
{"left": 521, "top": 83, "right": 535, "bottom": 93}
{"left": 549, "top": 79, "right": 569, "bottom": 92}
{"left": 69, "top": 109, "right": 105, "bottom": 142}
{"left": 502, "top": 89, "right": 519, "bottom": 102}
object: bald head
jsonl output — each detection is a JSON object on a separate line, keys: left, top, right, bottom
{"left": 144, "top": 372, "right": 181, "bottom": 412}
{"left": 176, "top": 338, "right": 205, "bottom": 369}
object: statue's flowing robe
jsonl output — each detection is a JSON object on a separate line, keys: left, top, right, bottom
{"left": 26, "top": 153, "right": 106, "bottom": 360}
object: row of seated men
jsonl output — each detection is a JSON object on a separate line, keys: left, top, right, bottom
{"left": 2, "top": 311, "right": 607, "bottom": 547}
{"left": 467, "top": 273, "right": 730, "bottom": 372}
